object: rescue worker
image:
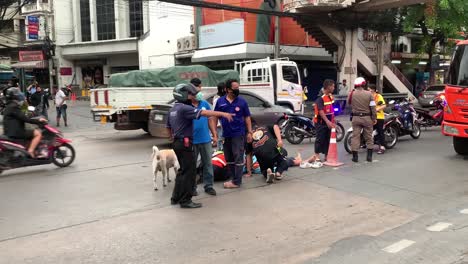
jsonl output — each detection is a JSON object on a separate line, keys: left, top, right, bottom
{"left": 369, "top": 84, "right": 386, "bottom": 154}
{"left": 307, "top": 79, "right": 336, "bottom": 165}
{"left": 348, "top": 77, "right": 377, "bottom": 163}
{"left": 166, "top": 83, "right": 233, "bottom": 209}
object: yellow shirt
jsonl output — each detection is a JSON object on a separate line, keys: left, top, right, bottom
{"left": 374, "top": 93, "right": 386, "bottom": 120}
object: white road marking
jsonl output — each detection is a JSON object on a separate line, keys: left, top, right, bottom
{"left": 426, "top": 222, "right": 453, "bottom": 232}
{"left": 460, "top": 209, "right": 468, "bottom": 214}
{"left": 382, "top": 239, "right": 415, "bottom": 253}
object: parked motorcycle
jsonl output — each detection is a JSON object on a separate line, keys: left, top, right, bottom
{"left": 0, "top": 110, "right": 75, "bottom": 174}
{"left": 283, "top": 113, "right": 345, "bottom": 145}
{"left": 393, "top": 100, "right": 421, "bottom": 139}
{"left": 415, "top": 94, "right": 445, "bottom": 128}
{"left": 344, "top": 112, "right": 399, "bottom": 154}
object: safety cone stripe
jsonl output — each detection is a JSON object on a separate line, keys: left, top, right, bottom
{"left": 330, "top": 138, "right": 337, "bottom": 144}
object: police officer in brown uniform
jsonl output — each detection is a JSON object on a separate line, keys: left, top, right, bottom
{"left": 348, "top": 77, "right": 377, "bottom": 163}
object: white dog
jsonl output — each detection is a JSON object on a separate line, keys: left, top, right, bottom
{"left": 151, "top": 146, "right": 179, "bottom": 191}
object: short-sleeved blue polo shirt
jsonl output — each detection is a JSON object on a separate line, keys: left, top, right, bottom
{"left": 214, "top": 95, "right": 251, "bottom": 138}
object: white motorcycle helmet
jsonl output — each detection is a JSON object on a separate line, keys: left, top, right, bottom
{"left": 354, "top": 77, "right": 367, "bottom": 88}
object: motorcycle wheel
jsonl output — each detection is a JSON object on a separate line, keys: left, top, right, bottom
{"left": 285, "top": 122, "right": 305, "bottom": 145}
{"left": 410, "top": 123, "right": 421, "bottom": 139}
{"left": 344, "top": 131, "right": 353, "bottom": 154}
{"left": 336, "top": 122, "right": 345, "bottom": 142}
{"left": 278, "top": 117, "right": 288, "bottom": 137}
{"left": 52, "top": 143, "right": 76, "bottom": 168}
{"left": 383, "top": 126, "right": 398, "bottom": 149}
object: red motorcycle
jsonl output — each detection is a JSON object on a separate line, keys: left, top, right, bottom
{"left": 415, "top": 94, "right": 445, "bottom": 127}
{"left": 0, "top": 122, "right": 75, "bottom": 174}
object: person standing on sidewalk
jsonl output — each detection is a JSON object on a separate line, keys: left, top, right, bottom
{"left": 369, "top": 84, "right": 386, "bottom": 154}
{"left": 190, "top": 78, "right": 217, "bottom": 196}
{"left": 55, "top": 87, "right": 68, "bottom": 127}
{"left": 213, "top": 79, "right": 253, "bottom": 189}
{"left": 166, "top": 83, "right": 233, "bottom": 209}
{"left": 349, "top": 77, "right": 377, "bottom": 162}
{"left": 305, "top": 79, "right": 336, "bottom": 167}
{"left": 213, "top": 82, "right": 226, "bottom": 151}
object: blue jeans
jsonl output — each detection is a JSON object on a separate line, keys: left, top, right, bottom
{"left": 216, "top": 127, "right": 223, "bottom": 151}
{"left": 194, "top": 142, "right": 214, "bottom": 190}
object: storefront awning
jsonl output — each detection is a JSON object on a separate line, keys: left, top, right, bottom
{"left": 10, "top": 60, "right": 48, "bottom": 69}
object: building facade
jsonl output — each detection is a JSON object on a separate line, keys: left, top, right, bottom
{"left": 54, "top": 0, "right": 149, "bottom": 89}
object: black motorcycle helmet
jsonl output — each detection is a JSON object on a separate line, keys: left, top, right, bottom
{"left": 5, "top": 87, "right": 26, "bottom": 103}
{"left": 173, "top": 83, "right": 198, "bottom": 102}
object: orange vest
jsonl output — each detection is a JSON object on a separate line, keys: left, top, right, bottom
{"left": 314, "top": 94, "right": 335, "bottom": 123}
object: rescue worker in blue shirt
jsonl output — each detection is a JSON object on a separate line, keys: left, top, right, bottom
{"left": 166, "top": 83, "right": 233, "bottom": 209}
{"left": 212, "top": 79, "right": 253, "bottom": 189}
{"left": 190, "top": 78, "right": 218, "bottom": 196}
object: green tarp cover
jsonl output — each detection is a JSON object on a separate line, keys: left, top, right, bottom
{"left": 109, "top": 65, "right": 239, "bottom": 88}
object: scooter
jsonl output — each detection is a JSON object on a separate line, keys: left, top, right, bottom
{"left": 344, "top": 112, "right": 399, "bottom": 154}
{"left": 283, "top": 113, "right": 345, "bottom": 144}
{"left": 393, "top": 100, "right": 421, "bottom": 139}
{"left": 414, "top": 94, "right": 445, "bottom": 128}
{"left": 0, "top": 107, "right": 75, "bottom": 174}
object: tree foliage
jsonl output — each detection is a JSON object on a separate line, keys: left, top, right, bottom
{"left": 0, "top": 0, "right": 33, "bottom": 32}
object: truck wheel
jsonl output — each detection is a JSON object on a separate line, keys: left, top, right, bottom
{"left": 453, "top": 137, "right": 468, "bottom": 156}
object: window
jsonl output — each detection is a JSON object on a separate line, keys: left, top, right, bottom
{"left": 96, "top": 0, "right": 115, "bottom": 40}
{"left": 425, "top": 85, "right": 445, "bottom": 92}
{"left": 0, "top": 20, "right": 14, "bottom": 33}
{"left": 80, "top": 0, "right": 91, "bottom": 42}
{"left": 448, "top": 45, "right": 468, "bottom": 87}
{"left": 282, "top": 65, "right": 299, "bottom": 84}
{"left": 242, "top": 94, "right": 265, "bottom": 108}
{"left": 247, "top": 68, "right": 269, "bottom": 83}
{"left": 129, "top": 0, "right": 144, "bottom": 38}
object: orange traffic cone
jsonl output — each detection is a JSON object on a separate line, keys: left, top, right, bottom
{"left": 324, "top": 128, "right": 344, "bottom": 167}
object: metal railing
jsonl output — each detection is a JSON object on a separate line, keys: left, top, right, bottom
{"left": 283, "top": 0, "right": 356, "bottom": 11}
{"left": 385, "top": 62, "right": 414, "bottom": 93}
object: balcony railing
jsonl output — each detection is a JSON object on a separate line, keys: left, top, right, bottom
{"left": 22, "top": 3, "right": 52, "bottom": 14}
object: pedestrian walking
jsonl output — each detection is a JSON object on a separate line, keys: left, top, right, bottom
{"left": 348, "top": 77, "right": 377, "bottom": 162}
{"left": 369, "top": 84, "right": 386, "bottom": 154}
{"left": 29, "top": 86, "right": 49, "bottom": 119}
{"left": 306, "top": 79, "right": 336, "bottom": 166}
{"left": 339, "top": 79, "right": 348, "bottom": 111}
{"left": 55, "top": 87, "right": 68, "bottom": 127}
{"left": 213, "top": 79, "right": 253, "bottom": 189}
{"left": 190, "top": 78, "right": 218, "bottom": 196}
{"left": 166, "top": 83, "right": 233, "bottom": 209}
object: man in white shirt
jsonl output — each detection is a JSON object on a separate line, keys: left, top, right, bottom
{"left": 55, "top": 88, "right": 68, "bottom": 127}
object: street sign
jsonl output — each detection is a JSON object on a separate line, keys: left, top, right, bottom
{"left": 27, "top": 16, "right": 39, "bottom": 40}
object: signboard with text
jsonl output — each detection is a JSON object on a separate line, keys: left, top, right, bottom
{"left": 27, "top": 16, "right": 39, "bottom": 40}
{"left": 19, "top": 51, "right": 44, "bottom": 62}
{"left": 198, "top": 19, "right": 244, "bottom": 49}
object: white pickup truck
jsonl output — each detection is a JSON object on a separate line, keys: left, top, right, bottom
{"left": 90, "top": 58, "right": 303, "bottom": 133}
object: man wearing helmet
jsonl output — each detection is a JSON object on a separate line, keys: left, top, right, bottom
{"left": 166, "top": 83, "right": 233, "bottom": 209}
{"left": 3, "top": 88, "right": 47, "bottom": 158}
{"left": 348, "top": 77, "right": 377, "bottom": 162}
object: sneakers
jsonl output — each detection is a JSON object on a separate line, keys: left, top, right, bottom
{"left": 377, "top": 146, "right": 386, "bottom": 155}
{"left": 266, "top": 168, "right": 275, "bottom": 184}
{"left": 275, "top": 172, "right": 284, "bottom": 181}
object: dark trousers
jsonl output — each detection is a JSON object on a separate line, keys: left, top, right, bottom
{"left": 171, "top": 140, "right": 196, "bottom": 205}
{"left": 374, "top": 119, "right": 385, "bottom": 147}
{"left": 315, "top": 122, "right": 331, "bottom": 155}
{"left": 223, "top": 136, "right": 245, "bottom": 186}
{"left": 258, "top": 155, "right": 289, "bottom": 178}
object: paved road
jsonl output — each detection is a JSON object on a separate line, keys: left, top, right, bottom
{"left": 0, "top": 102, "right": 468, "bottom": 263}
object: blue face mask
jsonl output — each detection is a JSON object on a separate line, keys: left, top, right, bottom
{"left": 196, "top": 92, "right": 204, "bottom": 101}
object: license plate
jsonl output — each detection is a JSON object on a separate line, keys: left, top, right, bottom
{"left": 154, "top": 114, "right": 163, "bottom": 121}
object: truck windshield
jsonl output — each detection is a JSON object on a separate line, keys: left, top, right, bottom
{"left": 448, "top": 45, "right": 468, "bottom": 87}
{"left": 282, "top": 66, "right": 299, "bottom": 84}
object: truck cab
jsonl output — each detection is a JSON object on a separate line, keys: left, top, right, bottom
{"left": 442, "top": 40, "right": 468, "bottom": 155}
{"left": 236, "top": 58, "right": 303, "bottom": 113}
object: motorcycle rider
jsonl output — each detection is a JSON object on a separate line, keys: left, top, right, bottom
{"left": 3, "top": 88, "right": 47, "bottom": 158}
{"left": 369, "top": 85, "right": 386, "bottom": 154}
{"left": 348, "top": 77, "right": 377, "bottom": 162}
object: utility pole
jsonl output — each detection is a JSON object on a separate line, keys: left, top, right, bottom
{"left": 376, "top": 32, "right": 384, "bottom": 94}
{"left": 274, "top": 0, "right": 280, "bottom": 59}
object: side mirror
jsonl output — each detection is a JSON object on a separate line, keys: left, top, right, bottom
{"left": 27, "top": 106, "right": 35, "bottom": 112}
{"left": 263, "top": 102, "right": 271, "bottom": 108}
{"left": 430, "top": 100, "right": 434, "bottom": 105}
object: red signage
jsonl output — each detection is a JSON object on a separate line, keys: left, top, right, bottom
{"left": 19, "top": 51, "right": 44, "bottom": 62}
{"left": 60, "top": 67, "right": 73, "bottom": 76}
